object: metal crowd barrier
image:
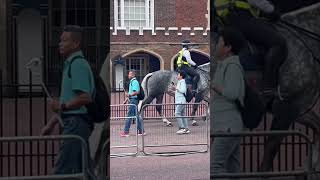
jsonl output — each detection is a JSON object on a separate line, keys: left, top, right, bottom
{"left": 110, "top": 104, "right": 139, "bottom": 157}
{"left": 98, "top": 139, "right": 110, "bottom": 180}
{"left": 0, "top": 135, "right": 89, "bottom": 180}
{"left": 141, "top": 103, "right": 209, "bottom": 156}
{"left": 210, "top": 131, "right": 313, "bottom": 179}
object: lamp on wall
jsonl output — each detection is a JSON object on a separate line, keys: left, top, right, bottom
{"left": 114, "top": 56, "right": 125, "bottom": 65}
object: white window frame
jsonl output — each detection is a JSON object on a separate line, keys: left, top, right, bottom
{"left": 114, "top": 0, "right": 154, "bottom": 30}
{"left": 124, "top": 54, "right": 149, "bottom": 82}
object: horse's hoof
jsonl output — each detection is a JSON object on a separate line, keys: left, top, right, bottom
{"left": 192, "top": 121, "right": 198, "bottom": 126}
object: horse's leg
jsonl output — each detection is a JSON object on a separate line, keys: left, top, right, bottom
{"left": 191, "top": 92, "right": 204, "bottom": 126}
{"left": 260, "top": 101, "right": 297, "bottom": 171}
{"left": 155, "top": 93, "right": 172, "bottom": 126}
{"left": 140, "top": 95, "right": 155, "bottom": 112}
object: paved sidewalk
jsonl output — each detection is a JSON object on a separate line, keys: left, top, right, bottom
{"left": 110, "top": 153, "right": 210, "bottom": 180}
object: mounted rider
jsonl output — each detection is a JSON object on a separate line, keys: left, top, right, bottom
{"left": 176, "top": 40, "right": 200, "bottom": 96}
{"left": 214, "top": 0, "right": 288, "bottom": 98}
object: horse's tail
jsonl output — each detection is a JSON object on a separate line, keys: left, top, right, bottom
{"left": 141, "top": 72, "right": 153, "bottom": 96}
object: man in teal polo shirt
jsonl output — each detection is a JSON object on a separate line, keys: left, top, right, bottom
{"left": 120, "top": 70, "right": 145, "bottom": 137}
{"left": 40, "top": 25, "right": 95, "bottom": 177}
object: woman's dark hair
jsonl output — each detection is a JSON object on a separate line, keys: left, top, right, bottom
{"left": 178, "top": 70, "right": 186, "bottom": 79}
{"left": 219, "top": 27, "right": 246, "bottom": 55}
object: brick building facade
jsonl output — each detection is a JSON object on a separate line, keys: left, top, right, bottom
{"left": 110, "top": 0, "right": 210, "bottom": 89}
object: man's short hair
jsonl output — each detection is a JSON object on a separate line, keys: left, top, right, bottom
{"left": 129, "top": 69, "right": 136, "bottom": 75}
{"left": 63, "top": 25, "right": 83, "bottom": 44}
{"left": 178, "top": 70, "right": 186, "bottom": 79}
{"left": 219, "top": 27, "right": 245, "bottom": 55}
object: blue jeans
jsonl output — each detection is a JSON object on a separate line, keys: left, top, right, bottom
{"left": 54, "top": 114, "right": 95, "bottom": 179}
{"left": 175, "top": 104, "right": 188, "bottom": 129}
{"left": 124, "top": 98, "right": 144, "bottom": 133}
{"left": 211, "top": 130, "right": 241, "bottom": 176}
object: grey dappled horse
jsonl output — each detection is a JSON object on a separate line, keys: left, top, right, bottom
{"left": 212, "top": 2, "right": 320, "bottom": 174}
{"left": 139, "top": 63, "right": 210, "bottom": 126}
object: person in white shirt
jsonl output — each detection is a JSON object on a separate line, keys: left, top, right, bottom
{"left": 176, "top": 40, "right": 200, "bottom": 96}
{"left": 172, "top": 70, "right": 190, "bottom": 134}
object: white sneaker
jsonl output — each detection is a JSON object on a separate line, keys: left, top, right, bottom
{"left": 138, "top": 132, "right": 147, "bottom": 136}
{"left": 183, "top": 129, "right": 190, "bottom": 134}
{"left": 176, "top": 129, "right": 185, "bottom": 134}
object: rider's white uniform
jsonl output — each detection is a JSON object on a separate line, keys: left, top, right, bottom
{"left": 247, "top": 0, "right": 274, "bottom": 13}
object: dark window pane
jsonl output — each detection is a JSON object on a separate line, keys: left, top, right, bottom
{"left": 52, "top": 10, "right": 61, "bottom": 26}
{"left": 52, "top": 0, "right": 61, "bottom": 8}
{"left": 100, "top": 46, "right": 108, "bottom": 61}
{"left": 77, "top": 10, "right": 86, "bottom": 26}
{"left": 87, "top": 29, "right": 96, "bottom": 45}
{"left": 51, "top": 30, "right": 62, "bottom": 46}
{"left": 102, "top": 29, "right": 109, "bottom": 45}
{"left": 66, "top": 10, "right": 76, "bottom": 24}
{"left": 102, "top": 11, "right": 109, "bottom": 26}
{"left": 88, "top": 10, "right": 96, "bottom": 26}
{"left": 66, "top": 0, "right": 75, "bottom": 9}
{"left": 87, "top": 46, "right": 97, "bottom": 63}
{"left": 101, "top": 0, "right": 108, "bottom": 9}
{"left": 88, "top": 0, "right": 96, "bottom": 8}
{"left": 77, "top": 0, "right": 85, "bottom": 8}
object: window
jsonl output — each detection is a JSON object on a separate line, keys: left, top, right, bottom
{"left": 114, "top": 0, "right": 154, "bottom": 29}
{"left": 48, "top": 0, "right": 107, "bottom": 87}
{"left": 125, "top": 55, "right": 149, "bottom": 83}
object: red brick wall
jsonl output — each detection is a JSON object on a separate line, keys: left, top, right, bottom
{"left": 154, "top": 0, "right": 176, "bottom": 27}
{"left": 110, "top": 0, "right": 208, "bottom": 28}
{"left": 176, "top": 0, "right": 208, "bottom": 27}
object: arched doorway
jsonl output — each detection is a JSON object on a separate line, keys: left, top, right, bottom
{"left": 111, "top": 50, "right": 162, "bottom": 90}
{"left": 171, "top": 50, "right": 209, "bottom": 70}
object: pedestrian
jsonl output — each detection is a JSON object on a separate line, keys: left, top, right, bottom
{"left": 211, "top": 27, "right": 246, "bottom": 175}
{"left": 40, "top": 25, "right": 95, "bottom": 178}
{"left": 120, "top": 70, "right": 146, "bottom": 137}
{"left": 172, "top": 70, "right": 190, "bottom": 134}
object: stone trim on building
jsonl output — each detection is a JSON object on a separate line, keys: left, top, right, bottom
{"left": 110, "top": 26, "right": 210, "bottom": 36}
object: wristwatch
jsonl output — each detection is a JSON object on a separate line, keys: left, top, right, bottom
{"left": 60, "top": 103, "right": 67, "bottom": 111}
